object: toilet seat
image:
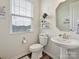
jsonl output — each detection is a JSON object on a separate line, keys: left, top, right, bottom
{"left": 29, "top": 44, "right": 43, "bottom": 52}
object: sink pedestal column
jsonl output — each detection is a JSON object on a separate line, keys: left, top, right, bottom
{"left": 60, "top": 48, "right": 77, "bottom": 59}
{"left": 60, "top": 48, "right": 69, "bottom": 59}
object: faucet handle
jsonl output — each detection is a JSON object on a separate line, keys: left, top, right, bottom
{"left": 58, "top": 34, "right": 62, "bottom": 37}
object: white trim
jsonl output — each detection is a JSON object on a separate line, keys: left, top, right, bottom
{"left": 10, "top": 51, "right": 30, "bottom": 59}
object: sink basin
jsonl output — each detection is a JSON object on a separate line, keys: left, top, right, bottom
{"left": 51, "top": 35, "right": 79, "bottom": 59}
{"left": 51, "top": 37, "right": 79, "bottom": 49}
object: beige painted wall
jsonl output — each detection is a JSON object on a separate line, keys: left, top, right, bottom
{"left": 41, "top": 0, "right": 65, "bottom": 59}
{"left": 41, "top": 0, "right": 79, "bottom": 59}
{"left": 0, "top": 0, "right": 41, "bottom": 59}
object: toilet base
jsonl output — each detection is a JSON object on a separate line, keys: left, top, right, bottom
{"left": 31, "top": 49, "right": 43, "bottom": 59}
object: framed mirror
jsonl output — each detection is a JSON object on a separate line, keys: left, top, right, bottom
{"left": 56, "top": 0, "right": 79, "bottom": 33}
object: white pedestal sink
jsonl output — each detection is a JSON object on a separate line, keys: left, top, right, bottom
{"left": 51, "top": 37, "right": 79, "bottom": 59}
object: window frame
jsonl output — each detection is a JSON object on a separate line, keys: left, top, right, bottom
{"left": 10, "top": 0, "right": 33, "bottom": 33}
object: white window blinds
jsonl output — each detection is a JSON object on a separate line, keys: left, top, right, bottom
{"left": 11, "top": 0, "right": 32, "bottom": 32}
{"left": 11, "top": 0, "right": 32, "bottom": 17}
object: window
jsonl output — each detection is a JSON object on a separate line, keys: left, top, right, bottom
{"left": 10, "top": 0, "right": 32, "bottom": 32}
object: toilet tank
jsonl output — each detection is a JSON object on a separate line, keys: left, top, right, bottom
{"left": 39, "top": 33, "right": 48, "bottom": 46}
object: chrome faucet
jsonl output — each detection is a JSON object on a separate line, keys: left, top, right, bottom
{"left": 58, "top": 33, "right": 69, "bottom": 39}
{"left": 62, "top": 33, "right": 69, "bottom": 39}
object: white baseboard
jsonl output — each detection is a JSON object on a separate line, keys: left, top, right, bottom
{"left": 10, "top": 51, "right": 30, "bottom": 59}
{"left": 10, "top": 49, "right": 59, "bottom": 59}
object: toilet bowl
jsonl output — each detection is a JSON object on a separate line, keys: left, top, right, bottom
{"left": 29, "top": 44, "right": 43, "bottom": 59}
{"left": 29, "top": 33, "right": 48, "bottom": 59}
{"left": 30, "top": 44, "right": 43, "bottom": 52}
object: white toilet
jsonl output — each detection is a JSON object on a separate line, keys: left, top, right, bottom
{"left": 29, "top": 33, "right": 48, "bottom": 59}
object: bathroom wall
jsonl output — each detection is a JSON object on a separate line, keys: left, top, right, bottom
{"left": 0, "top": 0, "right": 41, "bottom": 59}
{"left": 40, "top": 0, "right": 66, "bottom": 59}
{"left": 41, "top": 0, "right": 79, "bottom": 59}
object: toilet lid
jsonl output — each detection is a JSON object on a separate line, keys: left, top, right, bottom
{"left": 30, "top": 44, "right": 43, "bottom": 49}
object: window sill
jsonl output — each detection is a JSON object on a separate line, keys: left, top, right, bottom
{"left": 9, "top": 30, "right": 33, "bottom": 34}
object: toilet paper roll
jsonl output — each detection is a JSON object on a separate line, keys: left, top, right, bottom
{"left": 22, "top": 39, "right": 27, "bottom": 44}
